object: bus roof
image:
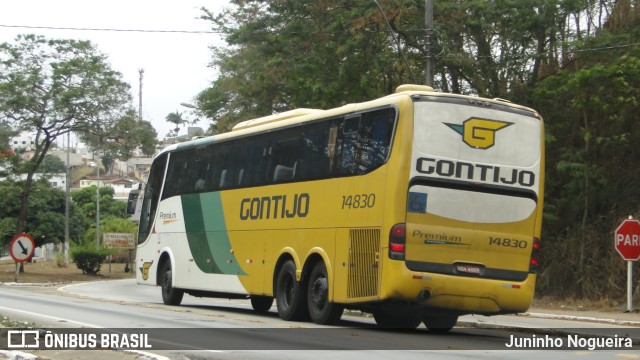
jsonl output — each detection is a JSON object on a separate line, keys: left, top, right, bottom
{"left": 158, "top": 84, "right": 538, "bottom": 157}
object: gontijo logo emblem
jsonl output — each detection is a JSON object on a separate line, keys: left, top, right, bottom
{"left": 445, "top": 118, "right": 513, "bottom": 149}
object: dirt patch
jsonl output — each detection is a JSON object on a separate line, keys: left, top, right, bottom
{"left": 531, "top": 295, "right": 627, "bottom": 313}
{"left": 0, "top": 258, "right": 135, "bottom": 284}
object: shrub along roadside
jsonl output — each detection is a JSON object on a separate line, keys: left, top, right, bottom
{"left": 70, "top": 246, "right": 113, "bottom": 275}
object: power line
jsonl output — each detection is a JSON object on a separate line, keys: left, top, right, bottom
{"left": 0, "top": 24, "right": 224, "bottom": 34}
{"left": 0, "top": 23, "right": 424, "bottom": 35}
{"left": 2, "top": 24, "right": 638, "bottom": 57}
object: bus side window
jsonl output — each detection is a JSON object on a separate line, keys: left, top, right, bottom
{"left": 269, "top": 127, "right": 302, "bottom": 184}
{"left": 340, "top": 114, "right": 362, "bottom": 175}
{"left": 363, "top": 108, "right": 395, "bottom": 168}
{"left": 337, "top": 108, "right": 395, "bottom": 175}
{"left": 299, "top": 120, "right": 338, "bottom": 180}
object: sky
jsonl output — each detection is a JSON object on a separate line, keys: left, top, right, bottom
{"left": 0, "top": 0, "right": 229, "bottom": 140}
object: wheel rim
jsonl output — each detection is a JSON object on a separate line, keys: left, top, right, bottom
{"left": 162, "top": 272, "right": 170, "bottom": 293}
{"left": 310, "top": 275, "right": 328, "bottom": 311}
{"left": 282, "top": 273, "right": 295, "bottom": 308}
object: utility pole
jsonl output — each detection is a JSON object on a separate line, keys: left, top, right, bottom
{"left": 425, "top": 0, "right": 434, "bottom": 87}
{"left": 138, "top": 69, "right": 144, "bottom": 121}
{"left": 64, "top": 131, "right": 70, "bottom": 265}
{"left": 95, "top": 149, "right": 100, "bottom": 248}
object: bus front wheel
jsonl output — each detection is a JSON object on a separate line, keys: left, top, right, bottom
{"left": 275, "top": 260, "right": 309, "bottom": 321}
{"left": 307, "top": 261, "right": 343, "bottom": 325}
{"left": 250, "top": 296, "right": 274, "bottom": 313}
{"left": 160, "top": 262, "right": 184, "bottom": 306}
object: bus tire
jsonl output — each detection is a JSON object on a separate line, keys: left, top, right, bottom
{"left": 373, "top": 309, "right": 421, "bottom": 329}
{"left": 250, "top": 296, "right": 274, "bottom": 313}
{"left": 307, "top": 261, "right": 343, "bottom": 325}
{"left": 275, "top": 260, "right": 309, "bottom": 321}
{"left": 423, "top": 313, "right": 458, "bottom": 332}
{"left": 160, "top": 262, "right": 184, "bottom": 306}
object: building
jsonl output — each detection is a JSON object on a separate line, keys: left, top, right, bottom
{"left": 10, "top": 132, "right": 36, "bottom": 151}
{"left": 112, "top": 157, "right": 153, "bottom": 183}
{"left": 78, "top": 174, "right": 139, "bottom": 199}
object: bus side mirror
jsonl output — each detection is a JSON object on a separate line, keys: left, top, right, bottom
{"left": 127, "top": 190, "right": 142, "bottom": 221}
{"left": 127, "top": 191, "right": 139, "bottom": 215}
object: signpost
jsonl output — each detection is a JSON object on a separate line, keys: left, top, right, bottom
{"left": 9, "top": 233, "right": 35, "bottom": 282}
{"left": 103, "top": 233, "right": 135, "bottom": 274}
{"left": 614, "top": 217, "right": 640, "bottom": 312}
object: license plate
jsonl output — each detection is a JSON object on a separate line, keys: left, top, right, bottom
{"left": 455, "top": 263, "right": 484, "bottom": 276}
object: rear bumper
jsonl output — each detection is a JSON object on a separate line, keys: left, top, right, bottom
{"left": 380, "top": 261, "right": 536, "bottom": 315}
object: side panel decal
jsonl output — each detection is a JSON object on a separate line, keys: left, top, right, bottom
{"left": 182, "top": 192, "right": 246, "bottom": 275}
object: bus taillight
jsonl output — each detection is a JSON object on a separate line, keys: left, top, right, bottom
{"left": 389, "top": 223, "right": 406, "bottom": 260}
{"left": 529, "top": 237, "right": 541, "bottom": 273}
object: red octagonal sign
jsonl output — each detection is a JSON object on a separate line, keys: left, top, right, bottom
{"left": 615, "top": 219, "right": 640, "bottom": 261}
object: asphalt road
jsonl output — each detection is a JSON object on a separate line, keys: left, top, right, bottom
{"left": 0, "top": 280, "right": 637, "bottom": 359}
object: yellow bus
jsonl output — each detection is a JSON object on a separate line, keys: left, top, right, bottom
{"left": 131, "top": 84, "right": 544, "bottom": 331}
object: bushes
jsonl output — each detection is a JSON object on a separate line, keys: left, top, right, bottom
{"left": 55, "top": 252, "right": 67, "bottom": 268}
{"left": 70, "top": 246, "right": 113, "bottom": 275}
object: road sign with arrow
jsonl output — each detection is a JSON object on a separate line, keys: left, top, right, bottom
{"left": 10, "top": 233, "right": 35, "bottom": 263}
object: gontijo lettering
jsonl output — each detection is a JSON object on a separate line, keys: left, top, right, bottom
{"left": 240, "top": 193, "right": 310, "bottom": 220}
{"left": 416, "top": 157, "right": 536, "bottom": 188}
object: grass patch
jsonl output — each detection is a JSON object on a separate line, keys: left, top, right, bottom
{"left": 0, "top": 258, "right": 134, "bottom": 283}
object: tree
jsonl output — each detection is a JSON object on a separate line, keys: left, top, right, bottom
{"left": 36, "top": 154, "right": 67, "bottom": 174}
{"left": 71, "top": 186, "right": 127, "bottom": 220}
{"left": 197, "top": 0, "right": 608, "bottom": 126}
{"left": 0, "top": 179, "right": 86, "bottom": 246}
{"left": 70, "top": 185, "right": 130, "bottom": 246}
{"left": 84, "top": 216, "right": 138, "bottom": 249}
{"left": 529, "top": 1, "right": 640, "bottom": 298}
{"left": 82, "top": 109, "right": 159, "bottom": 173}
{"left": 0, "top": 34, "right": 133, "bottom": 238}
{"left": 165, "top": 111, "right": 189, "bottom": 137}
{"left": 197, "top": 1, "right": 404, "bottom": 130}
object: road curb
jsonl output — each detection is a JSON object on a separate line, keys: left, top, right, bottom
{"left": 525, "top": 311, "right": 640, "bottom": 327}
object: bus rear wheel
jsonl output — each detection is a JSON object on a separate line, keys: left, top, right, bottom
{"left": 250, "top": 296, "right": 274, "bottom": 313}
{"left": 307, "top": 262, "right": 343, "bottom": 325}
{"left": 160, "top": 262, "right": 184, "bottom": 306}
{"left": 373, "top": 309, "right": 421, "bottom": 329}
{"left": 422, "top": 313, "right": 458, "bottom": 332}
{"left": 275, "top": 260, "right": 309, "bottom": 321}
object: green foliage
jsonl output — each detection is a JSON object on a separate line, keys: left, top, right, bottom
{"left": 165, "top": 111, "right": 189, "bottom": 137}
{"left": 35, "top": 155, "right": 67, "bottom": 174}
{"left": 197, "top": 0, "right": 406, "bottom": 130}
{"left": 55, "top": 252, "right": 67, "bottom": 268}
{"left": 83, "top": 216, "right": 137, "bottom": 247}
{"left": 69, "top": 185, "right": 131, "bottom": 246}
{"left": 70, "top": 246, "right": 112, "bottom": 275}
{"left": 533, "top": 39, "right": 640, "bottom": 299}
{"left": 82, "top": 109, "right": 159, "bottom": 162}
{"left": 0, "top": 34, "right": 134, "bottom": 235}
{"left": 196, "top": 0, "right": 599, "bottom": 128}
{"left": 0, "top": 180, "right": 86, "bottom": 245}
{"left": 71, "top": 186, "right": 127, "bottom": 220}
